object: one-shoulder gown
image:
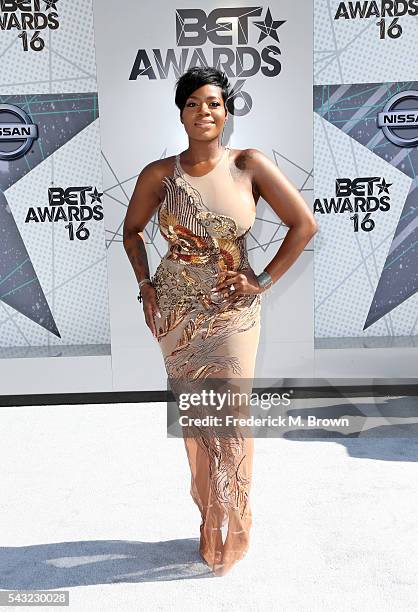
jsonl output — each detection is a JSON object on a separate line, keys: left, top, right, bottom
{"left": 152, "top": 145, "right": 261, "bottom": 576}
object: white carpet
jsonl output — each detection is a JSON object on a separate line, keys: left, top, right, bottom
{"left": 0, "top": 401, "right": 416, "bottom": 611}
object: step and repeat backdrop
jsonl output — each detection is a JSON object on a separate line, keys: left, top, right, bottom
{"left": 0, "top": 0, "right": 313, "bottom": 393}
{"left": 314, "top": 0, "right": 418, "bottom": 349}
{"left": 93, "top": 0, "right": 314, "bottom": 391}
{"left": 0, "top": 0, "right": 111, "bottom": 367}
{"left": 0, "top": 0, "right": 113, "bottom": 393}
{"left": 1, "top": 1, "right": 416, "bottom": 395}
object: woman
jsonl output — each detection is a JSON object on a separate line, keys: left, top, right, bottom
{"left": 123, "top": 67, "right": 317, "bottom": 576}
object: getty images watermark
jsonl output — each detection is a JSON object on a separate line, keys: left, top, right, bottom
{"left": 166, "top": 377, "right": 418, "bottom": 439}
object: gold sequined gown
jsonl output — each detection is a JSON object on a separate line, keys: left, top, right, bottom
{"left": 152, "top": 145, "right": 261, "bottom": 576}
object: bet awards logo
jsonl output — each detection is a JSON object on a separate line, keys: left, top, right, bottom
{"left": 0, "top": 104, "right": 38, "bottom": 160}
{"left": 0, "top": 0, "right": 60, "bottom": 51}
{"left": 314, "top": 177, "right": 392, "bottom": 233}
{"left": 334, "top": 0, "right": 418, "bottom": 39}
{"left": 377, "top": 90, "right": 418, "bottom": 146}
{"left": 129, "top": 7, "right": 286, "bottom": 116}
{"left": 25, "top": 186, "right": 104, "bottom": 241}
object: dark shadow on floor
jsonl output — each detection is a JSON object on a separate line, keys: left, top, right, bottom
{"left": 281, "top": 396, "right": 418, "bottom": 461}
{"left": 0, "top": 538, "right": 214, "bottom": 589}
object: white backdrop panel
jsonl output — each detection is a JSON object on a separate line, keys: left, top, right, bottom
{"left": 93, "top": 0, "right": 314, "bottom": 390}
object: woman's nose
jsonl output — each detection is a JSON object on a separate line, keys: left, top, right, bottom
{"left": 198, "top": 103, "right": 210, "bottom": 114}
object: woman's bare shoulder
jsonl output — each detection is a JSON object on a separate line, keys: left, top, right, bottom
{"left": 230, "top": 147, "right": 265, "bottom": 167}
{"left": 229, "top": 147, "right": 266, "bottom": 179}
{"left": 140, "top": 155, "right": 176, "bottom": 181}
{"left": 132, "top": 156, "right": 176, "bottom": 201}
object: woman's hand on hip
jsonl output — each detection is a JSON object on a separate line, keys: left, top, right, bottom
{"left": 212, "top": 268, "right": 263, "bottom": 302}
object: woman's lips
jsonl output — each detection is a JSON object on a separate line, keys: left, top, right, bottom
{"left": 195, "top": 121, "right": 215, "bottom": 128}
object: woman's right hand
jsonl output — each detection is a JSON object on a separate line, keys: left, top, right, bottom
{"left": 140, "top": 283, "right": 162, "bottom": 338}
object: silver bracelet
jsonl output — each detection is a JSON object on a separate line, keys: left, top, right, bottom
{"left": 137, "top": 278, "right": 153, "bottom": 303}
{"left": 138, "top": 278, "right": 152, "bottom": 290}
{"left": 256, "top": 270, "right": 273, "bottom": 291}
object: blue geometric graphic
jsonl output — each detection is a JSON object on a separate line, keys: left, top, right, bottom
{"left": 314, "top": 81, "right": 418, "bottom": 330}
{"left": 0, "top": 93, "right": 99, "bottom": 337}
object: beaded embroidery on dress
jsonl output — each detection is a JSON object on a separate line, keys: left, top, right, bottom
{"left": 152, "top": 145, "right": 261, "bottom": 576}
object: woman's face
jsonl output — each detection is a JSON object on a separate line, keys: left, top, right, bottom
{"left": 181, "top": 84, "right": 227, "bottom": 141}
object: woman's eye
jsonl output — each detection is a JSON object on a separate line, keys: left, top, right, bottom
{"left": 186, "top": 101, "right": 220, "bottom": 107}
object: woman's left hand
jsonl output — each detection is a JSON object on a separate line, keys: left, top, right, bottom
{"left": 211, "top": 268, "right": 263, "bottom": 302}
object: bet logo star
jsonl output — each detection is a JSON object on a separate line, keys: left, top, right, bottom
{"left": 89, "top": 187, "right": 103, "bottom": 204}
{"left": 253, "top": 8, "right": 286, "bottom": 44}
{"left": 43, "top": 0, "right": 59, "bottom": 11}
{"left": 376, "top": 178, "right": 392, "bottom": 194}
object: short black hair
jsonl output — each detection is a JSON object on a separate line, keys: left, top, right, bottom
{"left": 175, "top": 67, "right": 230, "bottom": 115}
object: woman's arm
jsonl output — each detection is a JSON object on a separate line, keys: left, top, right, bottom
{"left": 123, "top": 161, "right": 163, "bottom": 336}
{"left": 123, "top": 161, "right": 162, "bottom": 283}
{"left": 248, "top": 148, "right": 317, "bottom": 284}
{"left": 216, "top": 148, "right": 317, "bottom": 298}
